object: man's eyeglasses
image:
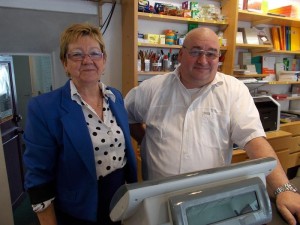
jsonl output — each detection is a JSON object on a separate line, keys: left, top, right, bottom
{"left": 183, "top": 46, "right": 220, "bottom": 60}
{"left": 67, "top": 51, "right": 104, "bottom": 61}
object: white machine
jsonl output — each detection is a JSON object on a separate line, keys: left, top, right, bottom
{"left": 110, "top": 157, "right": 277, "bottom": 225}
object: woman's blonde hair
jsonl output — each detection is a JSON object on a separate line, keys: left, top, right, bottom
{"left": 59, "top": 23, "right": 107, "bottom": 63}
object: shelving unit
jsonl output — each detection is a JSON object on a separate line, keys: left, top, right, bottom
{"left": 238, "top": 10, "right": 300, "bottom": 27}
{"left": 121, "top": 0, "right": 238, "bottom": 95}
{"left": 138, "top": 11, "right": 228, "bottom": 26}
{"left": 121, "top": 1, "right": 300, "bottom": 96}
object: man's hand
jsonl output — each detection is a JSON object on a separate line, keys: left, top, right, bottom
{"left": 276, "top": 191, "right": 300, "bottom": 225}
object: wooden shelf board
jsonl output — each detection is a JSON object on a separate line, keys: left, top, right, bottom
{"left": 138, "top": 43, "right": 182, "bottom": 49}
{"left": 138, "top": 71, "right": 165, "bottom": 75}
{"left": 271, "top": 50, "right": 300, "bottom": 55}
{"left": 138, "top": 43, "right": 227, "bottom": 51}
{"left": 138, "top": 12, "right": 228, "bottom": 26}
{"left": 236, "top": 43, "right": 273, "bottom": 49}
{"left": 233, "top": 74, "right": 267, "bottom": 78}
{"left": 268, "top": 81, "right": 300, "bottom": 85}
{"left": 238, "top": 10, "right": 300, "bottom": 27}
{"left": 287, "top": 96, "right": 300, "bottom": 101}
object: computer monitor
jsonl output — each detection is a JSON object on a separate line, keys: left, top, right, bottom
{"left": 110, "top": 157, "right": 276, "bottom": 225}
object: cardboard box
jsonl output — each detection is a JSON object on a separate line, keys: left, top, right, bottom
{"left": 144, "top": 34, "right": 160, "bottom": 44}
{"left": 262, "top": 56, "right": 275, "bottom": 75}
{"left": 239, "top": 52, "right": 252, "bottom": 66}
{"left": 159, "top": 35, "right": 165, "bottom": 45}
{"left": 190, "top": 2, "right": 199, "bottom": 10}
{"left": 182, "top": 1, "right": 191, "bottom": 9}
{"left": 191, "top": 10, "right": 200, "bottom": 19}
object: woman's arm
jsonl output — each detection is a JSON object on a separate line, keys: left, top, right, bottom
{"left": 36, "top": 204, "right": 57, "bottom": 225}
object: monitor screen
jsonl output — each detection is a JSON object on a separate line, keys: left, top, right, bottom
{"left": 168, "top": 177, "right": 270, "bottom": 225}
{"left": 186, "top": 191, "right": 259, "bottom": 225}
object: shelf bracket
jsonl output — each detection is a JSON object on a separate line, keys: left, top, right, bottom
{"left": 251, "top": 48, "right": 273, "bottom": 57}
{"left": 251, "top": 18, "right": 272, "bottom": 27}
{"left": 98, "top": 0, "right": 116, "bottom": 27}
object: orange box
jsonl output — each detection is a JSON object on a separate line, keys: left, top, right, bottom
{"left": 268, "top": 5, "right": 300, "bottom": 19}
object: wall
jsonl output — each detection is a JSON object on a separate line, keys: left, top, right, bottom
{"left": 0, "top": 0, "right": 123, "bottom": 90}
{"left": 0, "top": 129, "right": 14, "bottom": 225}
{"left": 50, "top": 2, "right": 123, "bottom": 90}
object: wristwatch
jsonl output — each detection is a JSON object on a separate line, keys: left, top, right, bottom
{"left": 274, "top": 183, "right": 298, "bottom": 197}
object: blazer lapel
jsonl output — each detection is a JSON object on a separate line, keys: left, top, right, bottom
{"left": 59, "top": 82, "right": 97, "bottom": 179}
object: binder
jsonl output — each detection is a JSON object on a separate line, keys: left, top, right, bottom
{"left": 270, "top": 27, "right": 280, "bottom": 50}
{"left": 281, "top": 26, "right": 286, "bottom": 50}
{"left": 285, "top": 26, "right": 291, "bottom": 51}
{"left": 291, "top": 27, "right": 300, "bottom": 51}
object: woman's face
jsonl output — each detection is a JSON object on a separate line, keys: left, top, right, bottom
{"left": 63, "top": 35, "right": 106, "bottom": 86}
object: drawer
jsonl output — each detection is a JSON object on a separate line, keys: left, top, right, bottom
{"left": 288, "top": 152, "right": 300, "bottom": 168}
{"left": 276, "top": 149, "right": 290, "bottom": 173}
{"left": 289, "top": 136, "right": 300, "bottom": 154}
{"left": 268, "top": 136, "right": 292, "bottom": 152}
{"left": 232, "top": 150, "right": 248, "bottom": 163}
{"left": 281, "top": 122, "right": 300, "bottom": 136}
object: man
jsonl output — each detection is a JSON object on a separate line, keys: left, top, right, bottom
{"left": 125, "top": 27, "right": 300, "bottom": 225}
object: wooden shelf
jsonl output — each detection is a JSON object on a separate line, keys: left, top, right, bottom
{"left": 238, "top": 10, "right": 300, "bottom": 27}
{"left": 233, "top": 74, "right": 267, "bottom": 78}
{"left": 236, "top": 43, "right": 273, "bottom": 49}
{"left": 138, "top": 12, "right": 228, "bottom": 27}
{"left": 287, "top": 96, "right": 300, "bottom": 101}
{"left": 138, "top": 42, "right": 228, "bottom": 51}
{"left": 138, "top": 71, "right": 166, "bottom": 75}
{"left": 271, "top": 50, "right": 300, "bottom": 55}
{"left": 138, "top": 43, "right": 182, "bottom": 49}
{"left": 268, "top": 81, "right": 300, "bottom": 85}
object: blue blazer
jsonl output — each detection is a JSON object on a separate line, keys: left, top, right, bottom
{"left": 23, "top": 80, "right": 137, "bottom": 221}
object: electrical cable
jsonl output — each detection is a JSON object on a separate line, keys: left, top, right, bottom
{"left": 100, "top": 1, "right": 116, "bottom": 35}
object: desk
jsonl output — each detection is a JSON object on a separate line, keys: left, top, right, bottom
{"left": 268, "top": 176, "right": 300, "bottom": 225}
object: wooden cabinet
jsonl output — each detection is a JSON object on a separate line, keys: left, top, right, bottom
{"left": 280, "top": 121, "right": 300, "bottom": 168}
{"left": 232, "top": 130, "right": 292, "bottom": 172}
{"left": 232, "top": 122, "right": 300, "bottom": 174}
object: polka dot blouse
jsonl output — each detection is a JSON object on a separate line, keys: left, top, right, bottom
{"left": 70, "top": 81, "right": 126, "bottom": 179}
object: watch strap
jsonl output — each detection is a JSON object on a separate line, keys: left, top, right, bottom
{"left": 274, "top": 183, "right": 298, "bottom": 197}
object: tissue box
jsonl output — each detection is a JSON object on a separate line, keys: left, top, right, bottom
{"left": 144, "top": 34, "right": 160, "bottom": 44}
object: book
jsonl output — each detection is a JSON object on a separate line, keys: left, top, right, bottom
{"left": 291, "top": 27, "right": 300, "bottom": 51}
{"left": 255, "top": 27, "right": 272, "bottom": 45}
{"left": 285, "top": 26, "right": 291, "bottom": 51}
{"left": 238, "top": 52, "right": 252, "bottom": 66}
{"left": 281, "top": 26, "right": 286, "bottom": 50}
{"left": 270, "top": 27, "right": 280, "bottom": 50}
{"left": 247, "top": 0, "right": 262, "bottom": 12}
{"left": 262, "top": 56, "right": 275, "bottom": 75}
{"left": 244, "top": 27, "right": 259, "bottom": 45}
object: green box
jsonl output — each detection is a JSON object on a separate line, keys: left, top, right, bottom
{"left": 190, "top": 2, "right": 199, "bottom": 10}
{"left": 191, "top": 9, "right": 200, "bottom": 19}
{"left": 188, "top": 23, "right": 198, "bottom": 32}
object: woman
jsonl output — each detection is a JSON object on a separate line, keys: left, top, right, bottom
{"left": 23, "top": 23, "right": 137, "bottom": 225}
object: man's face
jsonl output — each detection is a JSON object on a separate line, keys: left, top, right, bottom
{"left": 178, "top": 33, "right": 220, "bottom": 88}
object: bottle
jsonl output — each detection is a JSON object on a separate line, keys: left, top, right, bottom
{"left": 165, "top": 30, "right": 175, "bottom": 45}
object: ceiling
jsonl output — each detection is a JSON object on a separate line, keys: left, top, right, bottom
{"left": 0, "top": 7, "right": 98, "bottom": 55}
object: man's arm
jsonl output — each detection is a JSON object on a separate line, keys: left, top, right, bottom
{"left": 244, "top": 137, "right": 300, "bottom": 225}
{"left": 129, "top": 123, "right": 145, "bottom": 145}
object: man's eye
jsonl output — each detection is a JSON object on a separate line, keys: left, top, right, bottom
{"left": 190, "top": 51, "right": 200, "bottom": 56}
{"left": 206, "top": 52, "right": 216, "bottom": 57}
